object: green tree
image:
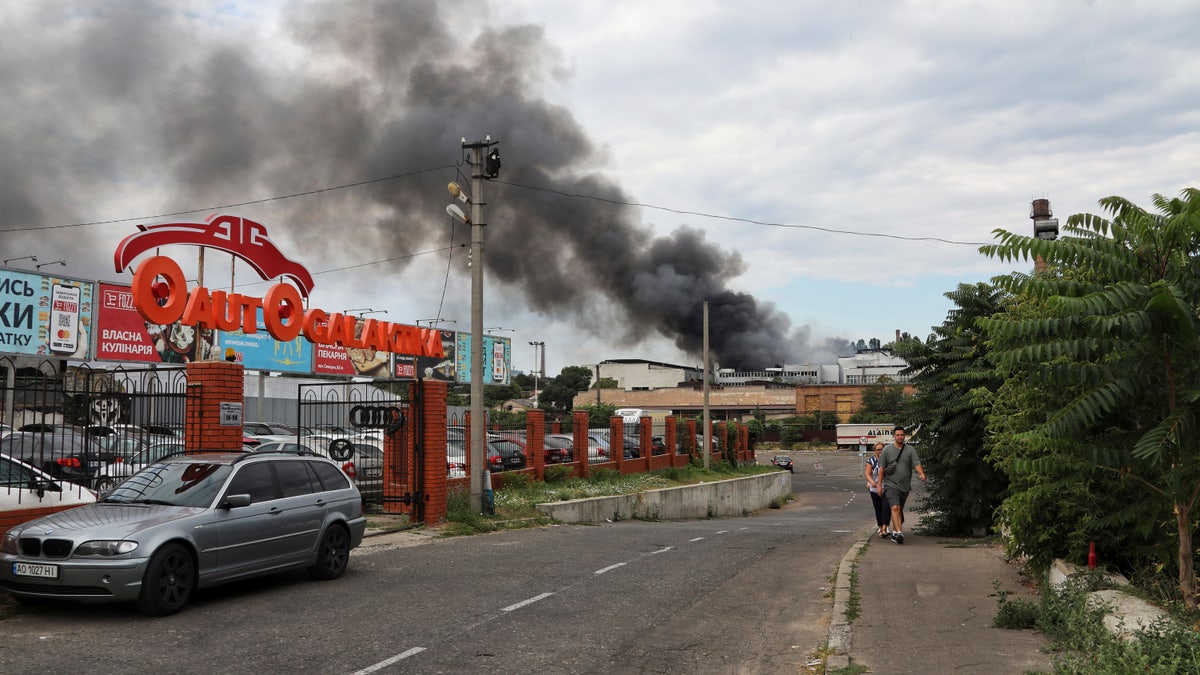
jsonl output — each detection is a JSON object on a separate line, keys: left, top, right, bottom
{"left": 981, "top": 188, "right": 1200, "bottom": 607}
{"left": 578, "top": 402, "right": 618, "bottom": 426}
{"left": 538, "top": 365, "right": 594, "bottom": 412}
{"left": 848, "top": 377, "right": 908, "bottom": 423}
{"left": 483, "top": 381, "right": 523, "bottom": 408}
{"left": 894, "top": 282, "right": 1008, "bottom": 536}
{"left": 593, "top": 377, "right": 618, "bottom": 389}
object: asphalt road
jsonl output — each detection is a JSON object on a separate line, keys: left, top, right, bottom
{"left": 0, "top": 452, "right": 872, "bottom": 675}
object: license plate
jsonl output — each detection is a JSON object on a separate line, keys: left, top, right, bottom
{"left": 13, "top": 562, "right": 58, "bottom": 579}
{"left": 364, "top": 469, "right": 381, "bottom": 477}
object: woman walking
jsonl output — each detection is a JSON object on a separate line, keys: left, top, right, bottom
{"left": 865, "top": 442, "right": 889, "bottom": 538}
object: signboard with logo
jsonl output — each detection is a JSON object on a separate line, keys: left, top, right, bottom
{"left": 454, "top": 333, "right": 511, "bottom": 385}
{"left": 0, "top": 270, "right": 94, "bottom": 359}
{"left": 110, "top": 213, "right": 446, "bottom": 371}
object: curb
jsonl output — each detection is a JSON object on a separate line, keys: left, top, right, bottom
{"left": 826, "top": 525, "right": 874, "bottom": 673}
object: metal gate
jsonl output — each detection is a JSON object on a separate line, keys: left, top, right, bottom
{"left": 297, "top": 381, "right": 419, "bottom": 518}
{"left": 0, "top": 358, "right": 187, "bottom": 488}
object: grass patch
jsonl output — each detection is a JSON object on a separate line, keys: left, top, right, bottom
{"left": 443, "top": 463, "right": 774, "bottom": 534}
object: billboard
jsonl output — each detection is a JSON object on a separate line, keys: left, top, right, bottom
{"left": 416, "top": 330, "right": 457, "bottom": 382}
{"left": 0, "top": 270, "right": 94, "bottom": 359}
{"left": 221, "top": 307, "right": 311, "bottom": 373}
{"left": 311, "top": 317, "right": 390, "bottom": 378}
{"left": 94, "top": 282, "right": 218, "bottom": 363}
{"left": 454, "top": 333, "right": 511, "bottom": 385}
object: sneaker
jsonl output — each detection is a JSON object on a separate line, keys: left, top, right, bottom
{"left": 893, "top": 532, "right": 905, "bottom": 545}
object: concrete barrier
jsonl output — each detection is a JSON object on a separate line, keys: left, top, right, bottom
{"left": 534, "top": 471, "right": 792, "bottom": 523}
{"left": 1050, "top": 558, "right": 1175, "bottom": 641}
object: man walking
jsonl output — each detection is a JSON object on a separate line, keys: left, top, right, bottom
{"left": 880, "top": 425, "right": 925, "bottom": 544}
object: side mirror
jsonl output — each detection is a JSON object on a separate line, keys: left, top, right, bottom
{"left": 220, "top": 493, "right": 253, "bottom": 509}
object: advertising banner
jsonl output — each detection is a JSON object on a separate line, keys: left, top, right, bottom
{"left": 221, "top": 307, "right": 311, "bottom": 373}
{"left": 416, "top": 330, "right": 457, "bottom": 382}
{"left": 454, "top": 333, "right": 511, "bottom": 385}
{"left": 311, "top": 317, "right": 390, "bottom": 378}
{"left": 94, "top": 282, "right": 218, "bottom": 363}
{"left": 393, "top": 354, "right": 416, "bottom": 380}
{"left": 0, "top": 270, "right": 94, "bottom": 359}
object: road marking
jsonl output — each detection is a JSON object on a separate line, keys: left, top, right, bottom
{"left": 648, "top": 546, "right": 673, "bottom": 555}
{"left": 689, "top": 537, "right": 705, "bottom": 542}
{"left": 352, "top": 647, "right": 426, "bottom": 674}
{"left": 715, "top": 530, "right": 729, "bottom": 534}
{"left": 502, "top": 592, "right": 554, "bottom": 612}
{"left": 594, "top": 562, "right": 627, "bottom": 575}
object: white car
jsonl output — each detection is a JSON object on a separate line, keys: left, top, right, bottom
{"left": 1, "top": 452, "right": 96, "bottom": 512}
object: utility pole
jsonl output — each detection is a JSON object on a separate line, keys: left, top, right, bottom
{"left": 454, "top": 136, "right": 498, "bottom": 514}
{"left": 703, "top": 301, "right": 711, "bottom": 469}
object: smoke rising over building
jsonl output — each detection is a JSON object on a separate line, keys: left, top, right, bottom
{"left": 0, "top": 2, "right": 844, "bottom": 369}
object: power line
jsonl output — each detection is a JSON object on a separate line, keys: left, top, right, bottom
{"left": 490, "top": 179, "right": 989, "bottom": 246}
{"left": 0, "top": 165, "right": 455, "bottom": 233}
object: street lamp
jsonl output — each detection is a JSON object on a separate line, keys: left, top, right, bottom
{"left": 485, "top": 326, "right": 514, "bottom": 335}
{"left": 528, "top": 341, "right": 545, "bottom": 406}
{"left": 416, "top": 318, "right": 456, "bottom": 327}
{"left": 344, "top": 308, "right": 388, "bottom": 317}
{"left": 36, "top": 259, "right": 66, "bottom": 270}
{"left": 3, "top": 255, "right": 36, "bottom": 267}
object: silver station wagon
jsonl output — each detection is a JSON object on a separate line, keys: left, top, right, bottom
{"left": 0, "top": 451, "right": 367, "bottom": 615}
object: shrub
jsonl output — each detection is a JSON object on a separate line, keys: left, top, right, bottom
{"left": 543, "top": 465, "right": 573, "bottom": 483}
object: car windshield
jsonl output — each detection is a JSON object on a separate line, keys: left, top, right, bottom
{"left": 102, "top": 461, "right": 233, "bottom": 507}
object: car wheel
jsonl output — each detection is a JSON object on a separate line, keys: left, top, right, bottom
{"left": 93, "top": 477, "right": 117, "bottom": 493}
{"left": 136, "top": 542, "right": 196, "bottom": 616}
{"left": 309, "top": 525, "right": 351, "bottom": 580}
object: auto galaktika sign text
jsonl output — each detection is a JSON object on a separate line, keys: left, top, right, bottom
{"left": 113, "top": 214, "right": 443, "bottom": 359}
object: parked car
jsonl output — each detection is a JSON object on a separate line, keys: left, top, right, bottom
{"left": 541, "top": 434, "right": 575, "bottom": 464}
{"left": 0, "top": 430, "right": 121, "bottom": 489}
{"left": 251, "top": 439, "right": 382, "bottom": 503}
{"left": 97, "top": 430, "right": 178, "bottom": 460}
{"left": 93, "top": 441, "right": 187, "bottom": 492}
{"left": 486, "top": 437, "right": 527, "bottom": 472}
{"left": 770, "top": 455, "right": 794, "bottom": 473}
{"left": 545, "top": 433, "right": 610, "bottom": 463}
{"left": 446, "top": 440, "right": 467, "bottom": 478}
{"left": 242, "top": 422, "right": 300, "bottom": 438}
{"left": 1, "top": 452, "right": 96, "bottom": 512}
{"left": 0, "top": 451, "right": 366, "bottom": 615}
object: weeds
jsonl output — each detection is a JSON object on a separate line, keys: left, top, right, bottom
{"left": 443, "top": 463, "right": 775, "bottom": 534}
{"left": 993, "top": 574, "right": 1200, "bottom": 673}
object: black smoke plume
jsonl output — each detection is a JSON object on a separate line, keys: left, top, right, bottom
{"left": 0, "top": 1, "right": 844, "bottom": 369}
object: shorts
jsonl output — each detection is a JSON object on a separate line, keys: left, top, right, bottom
{"left": 883, "top": 486, "right": 908, "bottom": 511}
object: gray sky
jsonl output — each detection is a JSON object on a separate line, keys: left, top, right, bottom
{"left": 2, "top": 1, "right": 1198, "bottom": 375}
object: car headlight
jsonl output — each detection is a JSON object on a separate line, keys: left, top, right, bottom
{"left": 73, "top": 540, "right": 139, "bottom": 557}
{"left": 0, "top": 532, "right": 17, "bottom": 555}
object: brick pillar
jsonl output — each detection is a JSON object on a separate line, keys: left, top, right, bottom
{"left": 573, "top": 411, "right": 590, "bottom": 478}
{"left": 686, "top": 419, "right": 698, "bottom": 459}
{"left": 611, "top": 417, "right": 626, "bottom": 473}
{"left": 383, "top": 410, "right": 411, "bottom": 516}
{"left": 527, "top": 408, "right": 545, "bottom": 479}
{"left": 665, "top": 416, "right": 679, "bottom": 468}
{"left": 184, "top": 360, "right": 244, "bottom": 453}
{"left": 420, "top": 380, "right": 448, "bottom": 523}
